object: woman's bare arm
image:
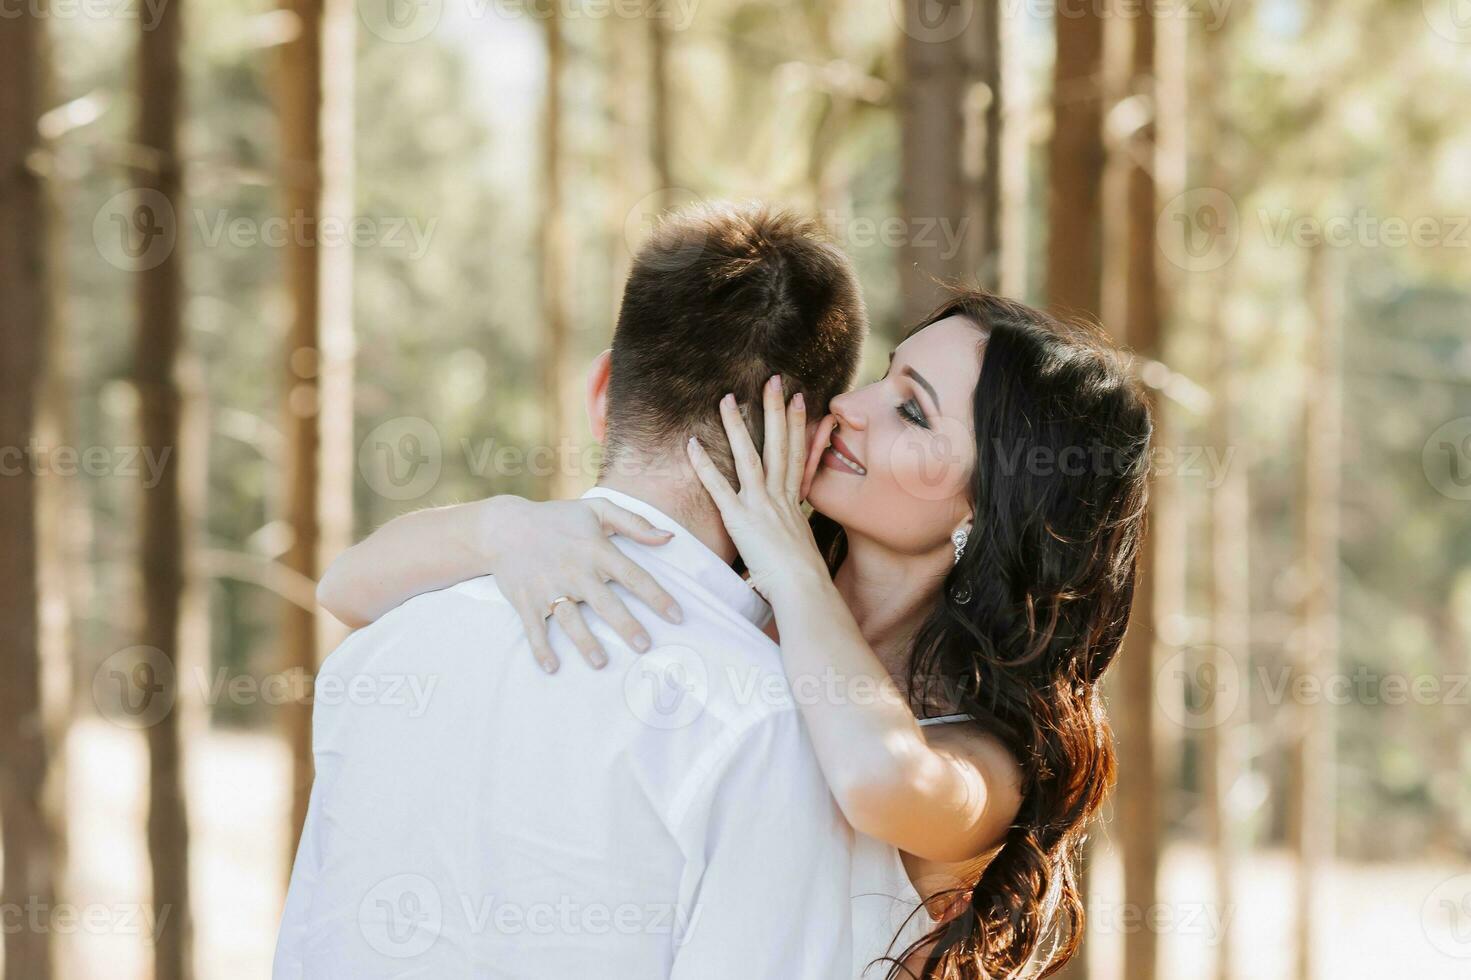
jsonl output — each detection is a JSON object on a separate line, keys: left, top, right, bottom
{"left": 317, "top": 497, "right": 514, "bottom": 629}
{"left": 317, "top": 495, "right": 684, "bottom": 671}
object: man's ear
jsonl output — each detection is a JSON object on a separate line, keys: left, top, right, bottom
{"left": 585, "top": 349, "right": 613, "bottom": 443}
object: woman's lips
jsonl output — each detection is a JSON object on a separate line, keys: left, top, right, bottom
{"left": 800, "top": 415, "right": 837, "bottom": 499}
{"left": 823, "top": 430, "right": 867, "bottom": 476}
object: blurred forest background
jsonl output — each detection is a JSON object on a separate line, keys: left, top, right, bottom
{"left": 2, "top": 0, "right": 1470, "bottom": 976}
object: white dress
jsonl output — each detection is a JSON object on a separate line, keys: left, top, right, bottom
{"left": 849, "top": 713, "right": 970, "bottom": 978}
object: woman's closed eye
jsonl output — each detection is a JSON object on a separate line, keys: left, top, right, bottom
{"left": 897, "top": 398, "right": 930, "bottom": 429}
{"left": 879, "top": 366, "right": 932, "bottom": 430}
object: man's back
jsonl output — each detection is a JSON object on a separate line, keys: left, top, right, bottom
{"left": 274, "top": 488, "right": 853, "bottom": 979}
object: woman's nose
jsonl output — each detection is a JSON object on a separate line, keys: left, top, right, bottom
{"left": 830, "top": 389, "right": 867, "bottom": 430}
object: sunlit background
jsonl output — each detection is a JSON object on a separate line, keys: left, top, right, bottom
{"left": 2, "top": 0, "right": 1470, "bottom": 977}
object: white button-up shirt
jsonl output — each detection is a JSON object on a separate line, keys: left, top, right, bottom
{"left": 274, "top": 487, "right": 853, "bottom": 979}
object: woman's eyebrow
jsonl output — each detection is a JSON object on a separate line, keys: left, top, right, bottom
{"left": 902, "top": 366, "right": 940, "bottom": 411}
{"left": 886, "top": 350, "right": 941, "bottom": 411}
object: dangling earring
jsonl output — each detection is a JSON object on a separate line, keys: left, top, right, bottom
{"left": 950, "top": 526, "right": 972, "bottom": 604}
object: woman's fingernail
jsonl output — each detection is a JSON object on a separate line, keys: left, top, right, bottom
{"left": 592, "top": 651, "right": 609, "bottom": 668}
{"left": 633, "top": 632, "right": 651, "bottom": 652}
{"left": 657, "top": 528, "right": 674, "bottom": 538}
{"left": 793, "top": 392, "right": 804, "bottom": 409}
{"left": 722, "top": 393, "right": 735, "bottom": 407}
{"left": 667, "top": 605, "right": 683, "bottom": 624}
{"left": 542, "top": 659, "right": 558, "bottom": 674}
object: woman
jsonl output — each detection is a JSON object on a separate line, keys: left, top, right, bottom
{"left": 319, "top": 291, "right": 1153, "bottom": 979}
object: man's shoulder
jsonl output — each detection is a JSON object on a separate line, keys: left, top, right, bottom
{"left": 618, "top": 606, "right": 804, "bottom": 795}
{"left": 319, "top": 575, "right": 517, "bottom": 677}
{"left": 376, "top": 574, "right": 513, "bottom": 631}
{"left": 621, "top": 622, "right": 818, "bottom": 834}
{"left": 638, "top": 595, "right": 791, "bottom": 714}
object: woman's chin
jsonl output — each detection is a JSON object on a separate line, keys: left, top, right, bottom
{"left": 806, "top": 468, "right": 852, "bottom": 522}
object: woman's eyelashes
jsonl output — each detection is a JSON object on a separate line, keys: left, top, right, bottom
{"left": 878, "top": 367, "right": 931, "bottom": 429}
{"left": 897, "top": 398, "right": 929, "bottom": 429}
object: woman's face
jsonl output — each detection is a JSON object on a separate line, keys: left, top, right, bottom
{"left": 806, "top": 315, "right": 984, "bottom": 556}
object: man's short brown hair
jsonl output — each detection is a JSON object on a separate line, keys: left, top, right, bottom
{"left": 604, "top": 202, "right": 867, "bottom": 484}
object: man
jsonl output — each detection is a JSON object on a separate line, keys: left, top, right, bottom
{"left": 274, "top": 202, "right": 869, "bottom": 978}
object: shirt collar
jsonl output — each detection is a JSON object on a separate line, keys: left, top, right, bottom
{"left": 581, "top": 486, "right": 772, "bottom": 631}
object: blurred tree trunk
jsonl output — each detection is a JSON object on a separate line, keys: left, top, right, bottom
{"left": 279, "top": 0, "right": 325, "bottom": 859}
{"left": 899, "top": 0, "right": 999, "bottom": 322}
{"left": 1203, "top": 281, "right": 1248, "bottom": 980}
{"left": 1195, "top": 17, "right": 1244, "bottom": 980}
{"left": 0, "top": 12, "right": 57, "bottom": 978}
{"left": 647, "top": 10, "right": 671, "bottom": 203}
{"left": 278, "top": 0, "right": 356, "bottom": 859}
{"left": 1432, "top": 596, "right": 1468, "bottom": 854}
{"left": 962, "top": 0, "right": 1001, "bottom": 290}
{"left": 317, "top": 0, "right": 356, "bottom": 660}
{"left": 998, "top": 7, "right": 1030, "bottom": 300}
{"left": 799, "top": 4, "right": 850, "bottom": 219}
{"left": 1045, "top": 0, "right": 1104, "bottom": 318}
{"left": 1112, "top": 4, "right": 1164, "bottom": 980}
{"left": 606, "top": 15, "right": 640, "bottom": 295}
{"left": 135, "top": 0, "right": 194, "bottom": 975}
{"left": 1288, "top": 243, "right": 1341, "bottom": 980}
{"left": 1047, "top": 3, "right": 1109, "bottom": 974}
{"left": 541, "top": 7, "right": 576, "bottom": 499}
{"left": 37, "top": 25, "right": 79, "bottom": 977}
{"left": 176, "top": 359, "right": 212, "bottom": 872}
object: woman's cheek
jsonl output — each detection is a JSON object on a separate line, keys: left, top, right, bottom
{"left": 885, "top": 429, "right": 970, "bottom": 506}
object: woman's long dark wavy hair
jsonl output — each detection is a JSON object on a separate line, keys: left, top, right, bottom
{"left": 812, "top": 290, "right": 1153, "bottom": 979}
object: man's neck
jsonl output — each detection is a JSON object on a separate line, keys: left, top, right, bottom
{"left": 596, "top": 467, "right": 739, "bottom": 566}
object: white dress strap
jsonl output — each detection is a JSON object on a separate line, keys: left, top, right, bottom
{"left": 917, "top": 712, "right": 972, "bottom": 727}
